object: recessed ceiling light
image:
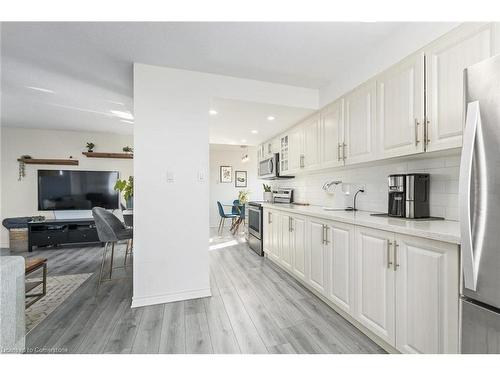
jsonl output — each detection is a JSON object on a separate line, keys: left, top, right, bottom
{"left": 120, "top": 120, "right": 134, "bottom": 124}
{"left": 27, "top": 86, "right": 55, "bottom": 94}
{"left": 267, "top": 116, "right": 275, "bottom": 121}
{"left": 251, "top": 130, "right": 258, "bottom": 134}
{"left": 209, "top": 109, "right": 218, "bottom": 115}
{"left": 241, "top": 139, "right": 247, "bottom": 143}
{"left": 110, "top": 110, "right": 134, "bottom": 120}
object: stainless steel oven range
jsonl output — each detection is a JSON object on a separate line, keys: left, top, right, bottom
{"left": 247, "top": 201, "right": 264, "bottom": 256}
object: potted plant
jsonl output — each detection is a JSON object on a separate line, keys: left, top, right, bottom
{"left": 114, "top": 176, "right": 134, "bottom": 209}
{"left": 122, "top": 146, "right": 133, "bottom": 154}
{"left": 263, "top": 184, "right": 273, "bottom": 202}
{"left": 86, "top": 142, "right": 95, "bottom": 152}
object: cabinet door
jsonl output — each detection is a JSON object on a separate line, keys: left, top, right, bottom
{"left": 308, "top": 219, "right": 327, "bottom": 294}
{"left": 395, "top": 234, "right": 459, "bottom": 354}
{"left": 327, "top": 221, "right": 355, "bottom": 315}
{"left": 377, "top": 53, "right": 425, "bottom": 159}
{"left": 279, "top": 134, "right": 290, "bottom": 174}
{"left": 280, "top": 214, "right": 293, "bottom": 269}
{"left": 320, "top": 99, "right": 344, "bottom": 168}
{"left": 303, "top": 115, "right": 321, "bottom": 170}
{"left": 425, "top": 23, "right": 495, "bottom": 152}
{"left": 354, "top": 226, "right": 396, "bottom": 345}
{"left": 263, "top": 210, "right": 272, "bottom": 255}
{"left": 344, "top": 81, "right": 377, "bottom": 165}
{"left": 291, "top": 215, "right": 306, "bottom": 281}
{"left": 270, "top": 211, "right": 281, "bottom": 261}
{"left": 288, "top": 125, "right": 304, "bottom": 173}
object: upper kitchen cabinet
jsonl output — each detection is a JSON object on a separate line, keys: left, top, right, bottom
{"left": 377, "top": 53, "right": 425, "bottom": 159}
{"left": 302, "top": 114, "right": 322, "bottom": 170}
{"left": 279, "top": 133, "right": 290, "bottom": 174}
{"left": 425, "top": 23, "right": 497, "bottom": 152}
{"left": 344, "top": 81, "right": 377, "bottom": 165}
{"left": 320, "top": 99, "right": 345, "bottom": 168}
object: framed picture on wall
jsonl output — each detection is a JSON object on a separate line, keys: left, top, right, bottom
{"left": 220, "top": 166, "right": 232, "bottom": 183}
{"left": 235, "top": 171, "right": 247, "bottom": 187}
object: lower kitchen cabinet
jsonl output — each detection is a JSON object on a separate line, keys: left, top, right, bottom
{"left": 395, "top": 234, "right": 459, "bottom": 354}
{"left": 262, "top": 208, "right": 459, "bottom": 353}
{"left": 327, "top": 221, "right": 355, "bottom": 315}
{"left": 307, "top": 218, "right": 329, "bottom": 294}
{"left": 291, "top": 216, "right": 306, "bottom": 281}
{"left": 354, "top": 226, "right": 396, "bottom": 346}
{"left": 279, "top": 214, "right": 293, "bottom": 270}
{"left": 263, "top": 209, "right": 280, "bottom": 262}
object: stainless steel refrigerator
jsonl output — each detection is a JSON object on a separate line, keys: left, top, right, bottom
{"left": 460, "top": 54, "right": 500, "bottom": 353}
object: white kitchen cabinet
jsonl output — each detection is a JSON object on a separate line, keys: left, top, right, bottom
{"left": 326, "top": 221, "right": 355, "bottom": 315}
{"left": 377, "top": 53, "right": 425, "bottom": 159}
{"left": 344, "top": 81, "right": 377, "bottom": 165}
{"left": 320, "top": 99, "right": 344, "bottom": 168}
{"left": 425, "top": 23, "right": 496, "bottom": 152}
{"left": 287, "top": 125, "right": 304, "bottom": 174}
{"left": 354, "top": 226, "right": 396, "bottom": 346}
{"left": 394, "top": 234, "right": 459, "bottom": 354}
{"left": 303, "top": 114, "right": 321, "bottom": 170}
{"left": 307, "top": 219, "right": 328, "bottom": 294}
{"left": 279, "top": 134, "right": 290, "bottom": 174}
{"left": 279, "top": 213, "right": 293, "bottom": 270}
{"left": 263, "top": 210, "right": 280, "bottom": 262}
{"left": 291, "top": 215, "right": 306, "bottom": 281}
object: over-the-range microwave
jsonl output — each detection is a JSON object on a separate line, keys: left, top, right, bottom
{"left": 258, "top": 153, "right": 294, "bottom": 180}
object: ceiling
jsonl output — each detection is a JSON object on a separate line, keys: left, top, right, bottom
{"left": 209, "top": 98, "right": 313, "bottom": 145}
{"left": 1, "top": 22, "right": 455, "bottom": 142}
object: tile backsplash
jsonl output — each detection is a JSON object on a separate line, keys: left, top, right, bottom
{"left": 274, "top": 152, "right": 461, "bottom": 221}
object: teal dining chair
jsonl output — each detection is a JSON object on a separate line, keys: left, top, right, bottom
{"left": 217, "top": 201, "right": 239, "bottom": 235}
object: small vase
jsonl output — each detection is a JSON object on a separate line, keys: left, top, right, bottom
{"left": 126, "top": 197, "right": 134, "bottom": 210}
{"left": 263, "top": 191, "right": 273, "bottom": 203}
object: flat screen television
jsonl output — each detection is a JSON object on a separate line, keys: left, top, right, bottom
{"left": 38, "top": 170, "right": 119, "bottom": 210}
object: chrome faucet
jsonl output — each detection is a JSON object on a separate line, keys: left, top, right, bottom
{"left": 345, "top": 189, "right": 365, "bottom": 211}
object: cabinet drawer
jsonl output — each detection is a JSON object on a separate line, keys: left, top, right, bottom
{"left": 31, "top": 231, "right": 67, "bottom": 246}
{"left": 68, "top": 229, "right": 99, "bottom": 243}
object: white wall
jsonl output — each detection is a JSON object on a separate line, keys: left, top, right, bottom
{"left": 209, "top": 144, "right": 263, "bottom": 227}
{"left": 319, "top": 23, "right": 460, "bottom": 107}
{"left": 133, "top": 63, "right": 317, "bottom": 308}
{"left": 273, "top": 151, "right": 460, "bottom": 221}
{"left": 0, "top": 127, "right": 133, "bottom": 247}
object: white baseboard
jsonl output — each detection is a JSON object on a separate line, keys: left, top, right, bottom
{"left": 131, "top": 287, "right": 212, "bottom": 308}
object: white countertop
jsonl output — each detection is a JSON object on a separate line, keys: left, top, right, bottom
{"left": 261, "top": 203, "right": 461, "bottom": 245}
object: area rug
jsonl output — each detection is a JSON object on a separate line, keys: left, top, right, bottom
{"left": 25, "top": 273, "right": 92, "bottom": 333}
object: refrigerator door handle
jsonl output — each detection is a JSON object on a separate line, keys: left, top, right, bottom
{"left": 459, "top": 101, "right": 485, "bottom": 291}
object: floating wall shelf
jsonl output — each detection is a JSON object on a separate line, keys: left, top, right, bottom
{"left": 82, "top": 152, "right": 133, "bottom": 159}
{"left": 17, "top": 158, "right": 79, "bottom": 166}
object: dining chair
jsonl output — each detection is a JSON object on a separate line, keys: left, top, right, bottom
{"left": 92, "top": 207, "right": 133, "bottom": 294}
{"left": 217, "top": 201, "right": 239, "bottom": 235}
{"left": 122, "top": 209, "right": 134, "bottom": 267}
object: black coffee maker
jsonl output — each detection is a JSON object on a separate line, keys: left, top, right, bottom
{"left": 388, "top": 173, "right": 430, "bottom": 218}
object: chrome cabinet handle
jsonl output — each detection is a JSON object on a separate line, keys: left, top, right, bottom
{"left": 289, "top": 217, "right": 293, "bottom": 232}
{"left": 300, "top": 154, "right": 305, "bottom": 168}
{"left": 387, "top": 240, "right": 393, "bottom": 269}
{"left": 321, "top": 224, "right": 325, "bottom": 244}
{"left": 425, "top": 117, "right": 431, "bottom": 145}
{"left": 337, "top": 143, "right": 342, "bottom": 161}
{"left": 324, "top": 226, "right": 330, "bottom": 245}
{"left": 393, "top": 241, "right": 399, "bottom": 271}
{"left": 342, "top": 142, "right": 346, "bottom": 161}
{"left": 268, "top": 212, "right": 272, "bottom": 224}
{"left": 414, "top": 118, "right": 420, "bottom": 146}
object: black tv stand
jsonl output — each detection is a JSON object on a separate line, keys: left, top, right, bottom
{"left": 27, "top": 218, "right": 102, "bottom": 252}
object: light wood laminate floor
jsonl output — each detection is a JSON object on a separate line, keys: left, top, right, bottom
{"left": 20, "top": 229, "right": 385, "bottom": 354}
